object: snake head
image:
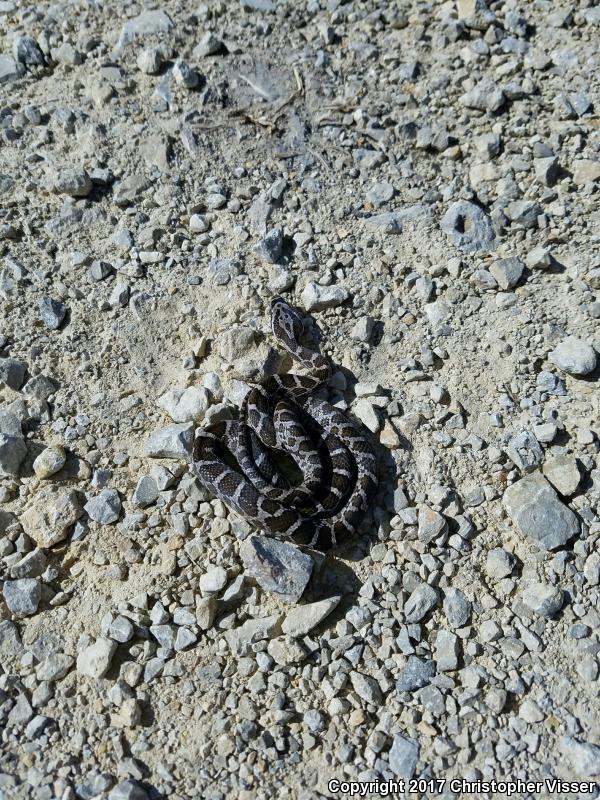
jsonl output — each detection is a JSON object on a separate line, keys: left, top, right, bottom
{"left": 271, "top": 297, "right": 304, "bottom": 343}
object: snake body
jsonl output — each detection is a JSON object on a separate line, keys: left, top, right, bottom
{"left": 191, "top": 298, "right": 378, "bottom": 550}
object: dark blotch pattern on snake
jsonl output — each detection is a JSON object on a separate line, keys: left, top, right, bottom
{"left": 191, "top": 298, "right": 378, "bottom": 550}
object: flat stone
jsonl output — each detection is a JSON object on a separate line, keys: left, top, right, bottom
{"left": 404, "top": 583, "right": 439, "bottom": 622}
{"left": 0, "top": 433, "right": 27, "bottom": 477}
{"left": 158, "top": 386, "right": 209, "bottom": 423}
{"left": 418, "top": 505, "right": 448, "bottom": 543}
{"left": 459, "top": 78, "right": 505, "bottom": 112}
{"left": 145, "top": 422, "right": 194, "bottom": 458}
{"left": 282, "top": 596, "right": 341, "bottom": 636}
{"left": 503, "top": 472, "right": 579, "bottom": 550}
{"left": 389, "top": 733, "right": 419, "bottom": 779}
{"left": 0, "top": 358, "right": 27, "bottom": 390}
{"left": 0, "top": 54, "right": 25, "bottom": 84}
{"left": 443, "top": 588, "right": 471, "bottom": 628}
{"left": 550, "top": 336, "right": 597, "bottom": 376}
{"left": 366, "top": 181, "right": 395, "bottom": 206}
{"left": 240, "top": 535, "right": 313, "bottom": 602}
{"left": 572, "top": 159, "right": 600, "bottom": 186}
{"left": 132, "top": 475, "right": 159, "bottom": 508}
{"left": 224, "top": 615, "right": 282, "bottom": 656}
{"left": 489, "top": 256, "right": 524, "bottom": 290}
{"left": 396, "top": 656, "right": 436, "bottom": 692}
{"left": 108, "top": 780, "right": 149, "bottom": 800}
{"left": 559, "top": 737, "right": 600, "bottom": 779}
{"left": 505, "top": 200, "right": 541, "bottom": 228}
{"left": 33, "top": 446, "right": 67, "bottom": 479}
{"left": 194, "top": 31, "right": 224, "bottom": 58}
{"left": 113, "top": 175, "right": 149, "bottom": 206}
{"left": 3, "top": 578, "right": 41, "bottom": 617}
{"left": 84, "top": 489, "right": 121, "bottom": 524}
{"left": 302, "top": 281, "right": 350, "bottom": 311}
{"left": 434, "top": 629, "right": 460, "bottom": 671}
{"left": 542, "top": 454, "right": 581, "bottom": 496}
{"left": 77, "top": 637, "right": 117, "bottom": 679}
{"left": 36, "top": 653, "right": 74, "bottom": 682}
{"left": 522, "top": 582, "right": 563, "bottom": 618}
{"left": 39, "top": 297, "right": 67, "bottom": 330}
{"left": 440, "top": 201, "right": 496, "bottom": 253}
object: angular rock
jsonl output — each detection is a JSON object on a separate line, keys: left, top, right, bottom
{"left": 506, "top": 430, "right": 543, "bottom": 472}
{"left": 132, "top": 476, "right": 158, "bottom": 508}
{"left": 0, "top": 55, "right": 25, "bottom": 84}
{"left": 404, "top": 583, "right": 439, "bottom": 622}
{"left": 0, "top": 433, "right": 27, "bottom": 477}
{"left": 489, "top": 256, "right": 524, "bottom": 290}
{"left": 240, "top": 535, "right": 313, "bottom": 602}
{"left": 0, "top": 358, "right": 27, "bottom": 390}
{"left": 84, "top": 489, "right": 121, "bottom": 524}
{"left": 485, "top": 548, "right": 516, "bottom": 580}
{"left": 350, "top": 671, "right": 382, "bottom": 705}
{"left": 145, "top": 422, "right": 194, "bottom": 458}
{"left": 503, "top": 472, "right": 579, "bottom": 550}
{"left": 434, "top": 629, "right": 460, "bottom": 671}
{"left": 443, "top": 588, "right": 471, "bottom": 628}
{"left": 418, "top": 506, "right": 448, "bottom": 543}
{"left": 54, "top": 168, "right": 92, "bottom": 198}
{"left": 281, "top": 596, "right": 341, "bottom": 636}
{"left": 3, "top": 578, "right": 41, "bottom": 617}
{"left": 157, "top": 386, "right": 209, "bottom": 423}
{"left": 224, "top": 615, "right": 282, "bottom": 655}
{"left": 39, "top": 297, "right": 66, "bottom": 330}
{"left": 117, "top": 10, "right": 174, "bottom": 49}
{"left": 77, "top": 637, "right": 117, "bottom": 679}
{"left": 559, "top": 737, "right": 600, "bottom": 779}
{"left": 302, "top": 281, "right": 350, "bottom": 311}
{"left": 33, "top": 446, "right": 67, "bottom": 479}
{"left": 542, "top": 455, "right": 581, "bottom": 496}
{"left": 389, "top": 733, "right": 419, "bottom": 779}
{"left": 253, "top": 227, "right": 283, "bottom": 263}
{"left": 396, "top": 656, "right": 436, "bottom": 692}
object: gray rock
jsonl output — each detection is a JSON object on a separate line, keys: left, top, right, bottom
{"left": 132, "top": 476, "right": 158, "bottom": 508}
{"left": 434, "top": 629, "right": 460, "bottom": 671}
{"left": 224, "top": 615, "right": 282, "bottom": 655}
{"left": 440, "top": 201, "right": 496, "bottom": 253}
{"left": 39, "top": 297, "right": 67, "bottom": 330}
{"left": 559, "top": 737, "right": 600, "bottom": 779}
{"left": 0, "top": 357, "right": 27, "bottom": 390}
{"left": 10, "top": 549, "right": 48, "bottom": 579}
{"left": 396, "top": 656, "right": 435, "bottom": 692}
{"left": 282, "top": 596, "right": 341, "bottom": 636}
{"left": 506, "top": 430, "right": 544, "bottom": 472}
{"left": 485, "top": 548, "right": 516, "bottom": 580}
{"left": 0, "top": 433, "right": 27, "bottom": 477}
{"left": 84, "top": 489, "right": 122, "bottom": 524}
{"left": 109, "top": 615, "right": 134, "bottom": 643}
{"left": 443, "top": 588, "right": 471, "bottom": 628}
{"left": 199, "top": 566, "right": 228, "bottom": 594}
{"left": 418, "top": 506, "right": 448, "bottom": 543}
{"left": 3, "top": 578, "right": 41, "bottom": 617}
{"left": 145, "top": 422, "right": 194, "bottom": 458}
{"left": 505, "top": 200, "right": 541, "bottom": 228}
{"left": 136, "top": 47, "right": 163, "bottom": 74}
{"left": 366, "top": 181, "right": 395, "bottom": 206}
{"left": 175, "top": 627, "right": 197, "bottom": 651}
{"left": 550, "top": 336, "right": 597, "bottom": 376}
{"left": 364, "top": 204, "right": 432, "bottom": 234}
{"left": 489, "top": 256, "right": 524, "bottom": 290}
{"left": 26, "top": 714, "right": 52, "bottom": 739}
{"left": 503, "top": 472, "right": 579, "bottom": 550}
{"left": 459, "top": 79, "right": 505, "bottom": 112}
{"left": 254, "top": 227, "right": 283, "bottom": 263}
{"left": 0, "top": 55, "right": 25, "bottom": 84}
{"left": 157, "top": 386, "right": 209, "bottom": 422}
{"left": 36, "top": 653, "right": 74, "bottom": 682}
{"left": 150, "top": 624, "right": 176, "bottom": 650}
{"left": 522, "top": 582, "right": 563, "bottom": 618}
{"left": 404, "top": 583, "right": 439, "bottom": 622}
{"left": 240, "top": 535, "right": 313, "bottom": 602}
{"left": 77, "top": 637, "right": 117, "bottom": 678}
{"left": 302, "top": 281, "right": 350, "bottom": 311}
{"left": 542, "top": 455, "right": 580, "bottom": 496}
{"left": 173, "top": 59, "right": 199, "bottom": 89}
{"left": 117, "top": 9, "right": 174, "bottom": 49}
{"left": 389, "top": 733, "right": 419, "bottom": 779}
{"left": 13, "top": 36, "right": 45, "bottom": 66}
{"left": 0, "top": 620, "right": 22, "bottom": 663}
{"left": 108, "top": 780, "right": 149, "bottom": 800}
{"left": 537, "top": 370, "right": 566, "bottom": 396}
{"left": 54, "top": 168, "right": 92, "bottom": 198}
{"left": 113, "top": 175, "right": 149, "bottom": 206}
{"left": 350, "top": 671, "right": 382, "bottom": 705}
{"left": 194, "top": 32, "right": 224, "bottom": 58}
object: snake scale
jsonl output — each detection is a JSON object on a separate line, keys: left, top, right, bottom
{"left": 191, "top": 298, "right": 378, "bottom": 550}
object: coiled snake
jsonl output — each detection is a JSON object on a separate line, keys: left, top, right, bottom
{"left": 191, "top": 298, "right": 378, "bottom": 550}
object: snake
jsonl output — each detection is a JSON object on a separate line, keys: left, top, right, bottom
{"left": 191, "top": 297, "right": 378, "bottom": 550}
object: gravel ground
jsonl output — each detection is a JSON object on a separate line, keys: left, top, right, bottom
{"left": 1, "top": 1, "right": 600, "bottom": 799}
